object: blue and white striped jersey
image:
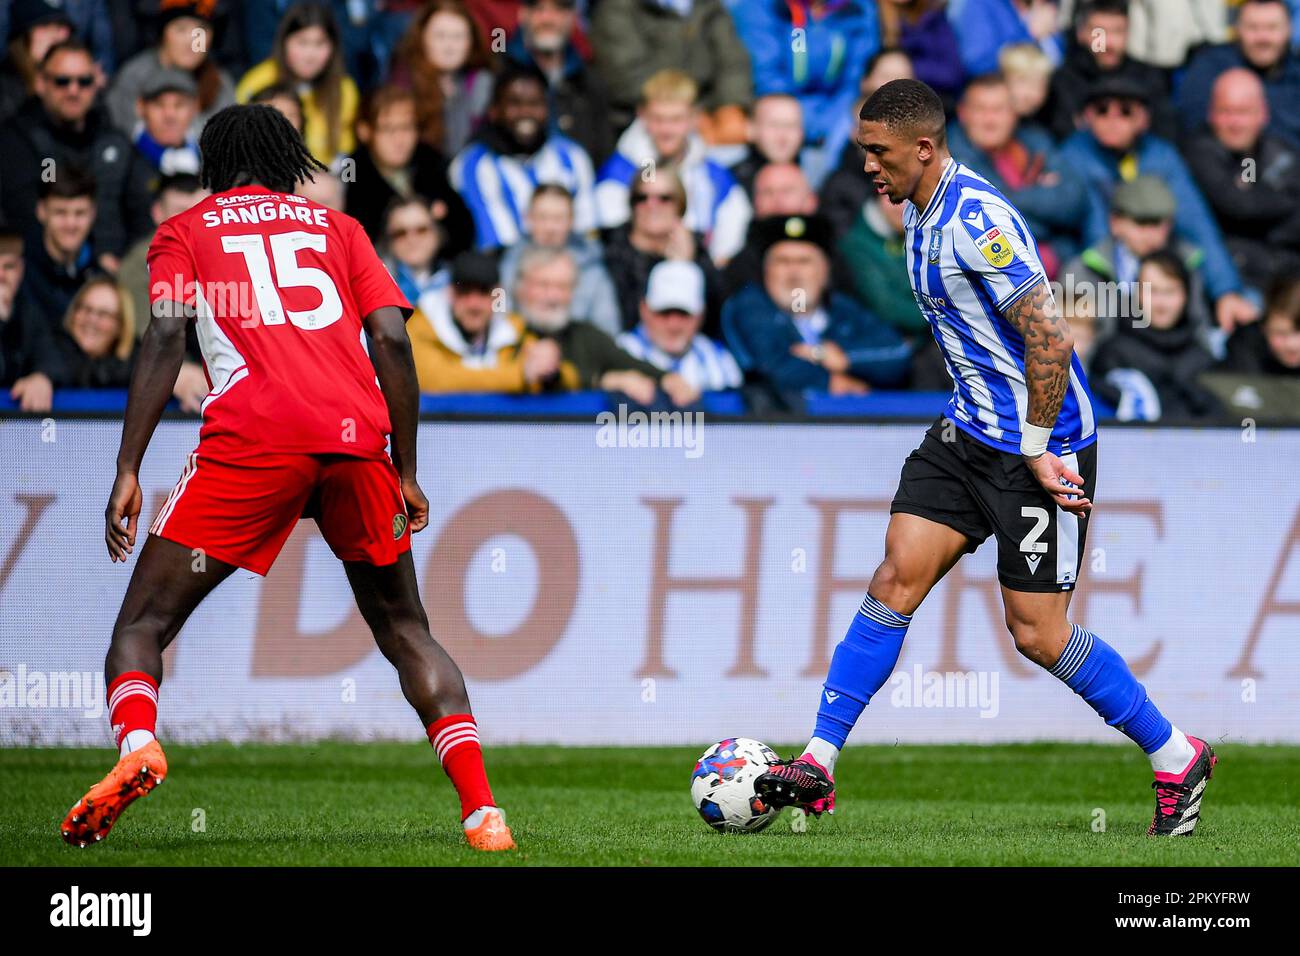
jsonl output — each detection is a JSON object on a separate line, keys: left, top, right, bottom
{"left": 449, "top": 134, "right": 597, "bottom": 250}
{"left": 904, "top": 159, "right": 1096, "bottom": 455}
{"left": 616, "top": 326, "right": 743, "bottom": 392}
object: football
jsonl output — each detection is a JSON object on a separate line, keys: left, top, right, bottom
{"left": 690, "top": 737, "right": 781, "bottom": 833}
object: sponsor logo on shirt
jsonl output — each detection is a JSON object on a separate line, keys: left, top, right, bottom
{"left": 392, "top": 514, "right": 408, "bottom": 540}
{"left": 975, "top": 226, "right": 1015, "bottom": 269}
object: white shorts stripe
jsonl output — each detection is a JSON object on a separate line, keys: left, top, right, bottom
{"left": 151, "top": 452, "right": 199, "bottom": 535}
{"left": 1055, "top": 452, "right": 1081, "bottom": 586}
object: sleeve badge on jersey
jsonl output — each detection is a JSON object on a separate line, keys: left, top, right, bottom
{"left": 958, "top": 197, "right": 1018, "bottom": 270}
{"left": 975, "top": 226, "right": 1016, "bottom": 269}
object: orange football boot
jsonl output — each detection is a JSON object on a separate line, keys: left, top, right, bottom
{"left": 61, "top": 740, "right": 167, "bottom": 847}
{"left": 463, "top": 807, "right": 516, "bottom": 851}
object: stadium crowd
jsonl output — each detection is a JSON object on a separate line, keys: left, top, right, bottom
{"left": 1, "top": 0, "right": 1299, "bottom": 421}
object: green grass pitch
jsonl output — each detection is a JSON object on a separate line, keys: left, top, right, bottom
{"left": 1, "top": 742, "right": 1296, "bottom": 866}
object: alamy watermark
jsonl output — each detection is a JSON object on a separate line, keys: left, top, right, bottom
{"left": 596, "top": 403, "right": 704, "bottom": 459}
{"left": 0, "top": 666, "right": 105, "bottom": 718}
{"left": 886, "top": 664, "right": 1000, "bottom": 718}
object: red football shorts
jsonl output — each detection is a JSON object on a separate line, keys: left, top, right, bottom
{"left": 149, "top": 452, "right": 412, "bottom": 575}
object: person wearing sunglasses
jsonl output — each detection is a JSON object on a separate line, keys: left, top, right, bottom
{"left": 0, "top": 39, "right": 153, "bottom": 275}
{"left": 600, "top": 164, "right": 726, "bottom": 337}
{"left": 1060, "top": 75, "right": 1260, "bottom": 334}
{"left": 1043, "top": 0, "right": 1177, "bottom": 143}
{"left": 381, "top": 196, "right": 450, "bottom": 306}
{"left": 0, "top": 0, "right": 75, "bottom": 124}
{"left": 594, "top": 68, "right": 751, "bottom": 266}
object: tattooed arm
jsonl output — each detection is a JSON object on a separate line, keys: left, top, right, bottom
{"left": 1002, "top": 280, "right": 1092, "bottom": 515}
{"left": 1002, "top": 279, "right": 1073, "bottom": 431}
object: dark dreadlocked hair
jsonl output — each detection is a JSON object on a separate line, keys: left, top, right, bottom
{"left": 198, "top": 104, "right": 327, "bottom": 195}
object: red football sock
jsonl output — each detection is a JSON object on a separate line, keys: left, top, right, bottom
{"left": 106, "top": 671, "right": 159, "bottom": 748}
{"left": 427, "top": 714, "right": 494, "bottom": 820}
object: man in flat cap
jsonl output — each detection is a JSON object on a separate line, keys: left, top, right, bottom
{"left": 132, "top": 69, "right": 200, "bottom": 175}
{"left": 1062, "top": 175, "right": 1216, "bottom": 350}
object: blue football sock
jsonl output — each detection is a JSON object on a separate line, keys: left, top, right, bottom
{"left": 812, "top": 594, "right": 912, "bottom": 748}
{"left": 1050, "top": 624, "right": 1173, "bottom": 753}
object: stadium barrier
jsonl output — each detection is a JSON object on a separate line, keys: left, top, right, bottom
{"left": 2, "top": 417, "right": 1297, "bottom": 745}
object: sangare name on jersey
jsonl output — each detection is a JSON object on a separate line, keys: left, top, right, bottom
{"left": 199, "top": 192, "right": 331, "bottom": 229}
{"left": 147, "top": 186, "right": 412, "bottom": 462}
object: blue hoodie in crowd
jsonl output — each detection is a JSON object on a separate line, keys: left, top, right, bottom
{"left": 950, "top": 0, "right": 1063, "bottom": 78}
{"left": 730, "top": 0, "right": 880, "bottom": 149}
{"left": 1058, "top": 128, "right": 1245, "bottom": 301}
{"left": 722, "top": 282, "right": 911, "bottom": 394}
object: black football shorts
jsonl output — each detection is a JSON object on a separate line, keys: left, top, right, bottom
{"left": 890, "top": 416, "right": 1097, "bottom": 592}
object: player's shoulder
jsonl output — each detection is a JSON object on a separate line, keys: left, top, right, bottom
{"left": 307, "top": 199, "right": 364, "bottom": 236}
{"left": 949, "top": 169, "right": 1025, "bottom": 231}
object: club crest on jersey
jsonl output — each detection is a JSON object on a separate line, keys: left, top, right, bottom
{"left": 392, "top": 514, "right": 408, "bottom": 539}
{"left": 928, "top": 229, "right": 942, "bottom": 263}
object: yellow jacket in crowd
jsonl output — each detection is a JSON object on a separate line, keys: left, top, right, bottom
{"left": 408, "top": 302, "right": 580, "bottom": 394}
{"left": 235, "top": 59, "right": 358, "bottom": 166}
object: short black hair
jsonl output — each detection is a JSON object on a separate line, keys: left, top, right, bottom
{"left": 38, "top": 166, "right": 97, "bottom": 202}
{"left": 198, "top": 103, "right": 326, "bottom": 194}
{"left": 1079, "top": 0, "right": 1130, "bottom": 20}
{"left": 1139, "top": 248, "right": 1190, "bottom": 291}
{"left": 860, "top": 78, "right": 947, "bottom": 144}
{"left": 963, "top": 72, "right": 1010, "bottom": 96}
{"left": 492, "top": 61, "right": 549, "bottom": 106}
{"left": 0, "top": 230, "right": 23, "bottom": 258}
{"left": 40, "top": 38, "right": 94, "bottom": 70}
{"left": 156, "top": 172, "right": 203, "bottom": 198}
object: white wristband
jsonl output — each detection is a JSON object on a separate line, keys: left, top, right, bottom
{"left": 1020, "top": 422, "right": 1052, "bottom": 458}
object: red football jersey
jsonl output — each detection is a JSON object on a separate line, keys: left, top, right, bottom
{"left": 147, "top": 186, "right": 411, "bottom": 461}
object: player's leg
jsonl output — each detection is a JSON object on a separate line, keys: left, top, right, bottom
{"left": 63, "top": 534, "right": 237, "bottom": 847}
{"left": 1001, "top": 586, "right": 1215, "bottom": 835}
{"left": 808, "top": 512, "right": 972, "bottom": 765}
{"left": 993, "top": 443, "right": 1215, "bottom": 836}
{"left": 343, "top": 553, "right": 469, "bottom": 723}
{"left": 758, "top": 420, "right": 987, "bottom": 813}
{"left": 318, "top": 455, "right": 513, "bottom": 850}
{"left": 106, "top": 534, "right": 238, "bottom": 748}
{"left": 64, "top": 453, "right": 316, "bottom": 847}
